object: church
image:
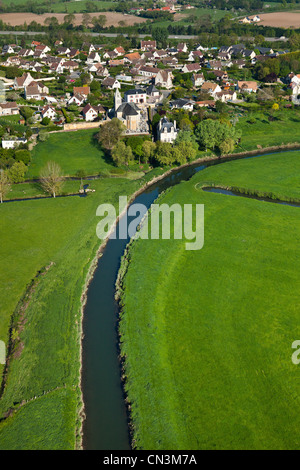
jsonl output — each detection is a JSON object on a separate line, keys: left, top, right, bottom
{"left": 112, "top": 88, "right": 141, "bottom": 132}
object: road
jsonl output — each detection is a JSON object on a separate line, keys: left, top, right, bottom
{"left": 0, "top": 30, "right": 289, "bottom": 42}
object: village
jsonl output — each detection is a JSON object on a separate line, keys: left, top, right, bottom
{"left": 0, "top": 33, "right": 298, "bottom": 156}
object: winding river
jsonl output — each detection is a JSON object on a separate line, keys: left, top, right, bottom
{"left": 81, "top": 149, "right": 300, "bottom": 450}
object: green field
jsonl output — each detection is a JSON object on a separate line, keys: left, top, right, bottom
{"left": 235, "top": 108, "right": 300, "bottom": 152}
{"left": 118, "top": 151, "right": 300, "bottom": 449}
{"left": 0, "top": 175, "right": 145, "bottom": 449}
{"left": 0, "top": 0, "right": 116, "bottom": 10}
{"left": 27, "top": 129, "right": 114, "bottom": 179}
{"left": 0, "top": 119, "right": 167, "bottom": 449}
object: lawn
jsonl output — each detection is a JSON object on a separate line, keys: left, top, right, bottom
{"left": 234, "top": 108, "right": 300, "bottom": 152}
{"left": 118, "top": 151, "right": 300, "bottom": 449}
{"left": 0, "top": 175, "right": 144, "bottom": 449}
{"left": 196, "top": 150, "right": 300, "bottom": 202}
{"left": 0, "top": 0, "right": 116, "bottom": 10}
{"left": 27, "top": 129, "right": 114, "bottom": 179}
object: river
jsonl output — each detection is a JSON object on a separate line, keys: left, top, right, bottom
{"left": 81, "top": 149, "right": 299, "bottom": 450}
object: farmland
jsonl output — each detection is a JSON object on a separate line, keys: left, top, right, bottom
{"left": 118, "top": 151, "right": 300, "bottom": 449}
{"left": 258, "top": 11, "right": 300, "bottom": 28}
{"left": 0, "top": 12, "right": 147, "bottom": 27}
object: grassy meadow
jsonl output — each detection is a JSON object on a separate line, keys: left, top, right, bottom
{"left": 0, "top": 122, "right": 166, "bottom": 449}
{"left": 0, "top": 175, "right": 144, "bottom": 449}
{"left": 118, "top": 151, "right": 300, "bottom": 449}
{"left": 198, "top": 150, "right": 300, "bottom": 202}
{"left": 27, "top": 129, "right": 114, "bottom": 179}
{"left": 234, "top": 108, "right": 300, "bottom": 152}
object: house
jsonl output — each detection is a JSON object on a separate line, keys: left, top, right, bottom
{"left": 201, "top": 82, "right": 222, "bottom": 97}
{"left": 140, "top": 40, "right": 157, "bottom": 51}
{"left": 237, "top": 80, "right": 258, "bottom": 93}
{"left": 239, "top": 17, "right": 251, "bottom": 24}
{"left": 177, "top": 43, "right": 188, "bottom": 53}
{"left": 216, "top": 90, "right": 237, "bottom": 102}
{"left": 209, "top": 70, "right": 228, "bottom": 81}
{"left": 87, "top": 51, "right": 101, "bottom": 64}
{"left": 242, "top": 49, "right": 256, "bottom": 60}
{"left": 2, "top": 137, "right": 27, "bottom": 149}
{"left": 73, "top": 86, "right": 90, "bottom": 97}
{"left": 124, "top": 88, "right": 147, "bottom": 105}
{"left": 89, "top": 63, "right": 108, "bottom": 75}
{"left": 41, "top": 105, "right": 57, "bottom": 120}
{"left": 232, "top": 59, "right": 246, "bottom": 69}
{"left": 25, "top": 85, "right": 42, "bottom": 100}
{"left": 256, "top": 47, "right": 273, "bottom": 55}
{"left": 170, "top": 98, "right": 194, "bottom": 111}
{"left": 157, "top": 117, "right": 178, "bottom": 143}
{"left": 0, "top": 102, "right": 19, "bottom": 116}
{"left": 155, "top": 70, "right": 173, "bottom": 89}
{"left": 114, "top": 46, "right": 125, "bottom": 56}
{"left": 208, "top": 60, "right": 222, "bottom": 71}
{"left": 188, "top": 51, "right": 203, "bottom": 62}
{"left": 182, "top": 63, "right": 201, "bottom": 74}
{"left": 35, "top": 44, "right": 51, "bottom": 54}
{"left": 124, "top": 52, "right": 141, "bottom": 64}
{"left": 67, "top": 93, "right": 86, "bottom": 106}
{"left": 82, "top": 103, "right": 99, "bottom": 121}
{"left": 2, "top": 44, "right": 17, "bottom": 54}
{"left": 14, "top": 72, "right": 34, "bottom": 89}
{"left": 18, "top": 48, "right": 34, "bottom": 58}
{"left": 101, "top": 76, "right": 121, "bottom": 89}
{"left": 57, "top": 46, "right": 71, "bottom": 55}
{"left": 196, "top": 100, "right": 216, "bottom": 108}
{"left": 192, "top": 73, "right": 205, "bottom": 88}
{"left": 138, "top": 65, "right": 159, "bottom": 78}
{"left": 62, "top": 60, "right": 79, "bottom": 72}
{"left": 103, "top": 50, "right": 118, "bottom": 60}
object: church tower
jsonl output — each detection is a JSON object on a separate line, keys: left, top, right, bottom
{"left": 114, "top": 88, "right": 122, "bottom": 113}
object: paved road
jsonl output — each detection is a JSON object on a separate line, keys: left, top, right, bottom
{"left": 0, "top": 30, "right": 289, "bottom": 42}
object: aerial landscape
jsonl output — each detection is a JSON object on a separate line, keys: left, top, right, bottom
{"left": 0, "top": 0, "right": 300, "bottom": 455}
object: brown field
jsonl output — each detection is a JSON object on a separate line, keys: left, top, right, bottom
{"left": 0, "top": 11, "right": 148, "bottom": 27}
{"left": 258, "top": 11, "right": 300, "bottom": 28}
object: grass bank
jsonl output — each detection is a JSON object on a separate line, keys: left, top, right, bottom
{"left": 0, "top": 176, "right": 144, "bottom": 449}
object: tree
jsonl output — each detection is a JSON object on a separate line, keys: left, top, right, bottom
{"left": 175, "top": 141, "right": 198, "bottom": 163}
{"left": 195, "top": 119, "right": 240, "bottom": 153}
{"left": 142, "top": 140, "right": 156, "bottom": 162}
{"left": 64, "top": 13, "right": 76, "bottom": 26}
{"left": 40, "top": 161, "right": 64, "bottom": 198}
{"left": 111, "top": 141, "right": 133, "bottom": 166}
{"left": 97, "top": 118, "right": 125, "bottom": 151}
{"left": 7, "top": 161, "right": 27, "bottom": 183}
{"left": 15, "top": 149, "right": 31, "bottom": 165}
{"left": 0, "top": 169, "right": 10, "bottom": 203}
{"left": 82, "top": 13, "right": 91, "bottom": 28}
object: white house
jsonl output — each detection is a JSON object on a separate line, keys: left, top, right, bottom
{"left": 41, "top": 105, "right": 57, "bottom": 120}
{"left": 155, "top": 70, "right": 173, "bottom": 89}
{"left": 0, "top": 102, "right": 19, "bottom": 116}
{"left": 87, "top": 51, "right": 101, "bottom": 64}
{"left": 2, "top": 137, "right": 27, "bottom": 149}
{"left": 124, "top": 88, "right": 147, "bottom": 105}
{"left": 157, "top": 117, "right": 178, "bottom": 143}
{"left": 82, "top": 103, "right": 98, "bottom": 121}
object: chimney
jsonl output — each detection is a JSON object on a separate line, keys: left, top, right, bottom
{"left": 173, "top": 120, "right": 176, "bottom": 129}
